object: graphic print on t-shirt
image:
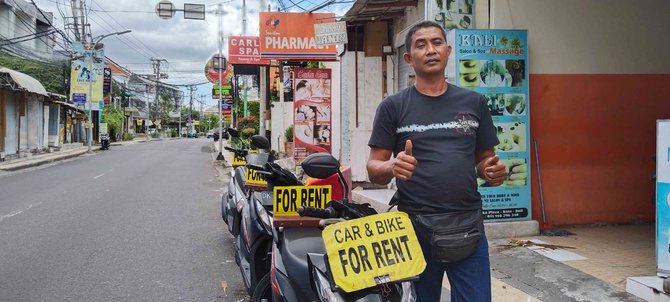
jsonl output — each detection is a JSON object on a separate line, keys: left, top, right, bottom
{"left": 396, "top": 112, "right": 478, "bottom": 136}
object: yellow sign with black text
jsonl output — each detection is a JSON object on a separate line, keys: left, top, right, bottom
{"left": 245, "top": 168, "right": 268, "bottom": 185}
{"left": 322, "top": 212, "right": 425, "bottom": 293}
{"left": 273, "top": 185, "right": 331, "bottom": 216}
{"left": 232, "top": 154, "right": 246, "bottom": 166}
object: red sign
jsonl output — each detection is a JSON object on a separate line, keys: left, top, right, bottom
{"left": 228, "top": 36, "right": 270, "bottom": 65}
{"left": 205, "top": 55, "right": 233, "bottom": 84}
{"left": 259, "top": 12, "right": 337, "bottom": 60}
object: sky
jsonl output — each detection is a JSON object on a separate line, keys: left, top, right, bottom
{"left": 32, "top": 0, "right": 354, "bottom": 108}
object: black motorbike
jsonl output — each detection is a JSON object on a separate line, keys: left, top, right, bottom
{"left": 221, "top": 128, "right": 247, "bottom": 235}
{"left": 100, "top": 134, "right": 110, "bottom": 150}
{"left": 270, "top": 153, "right": 418, "bottom": 302}
{"left": 234, "top": 135, "right": 283, "bottom": 296}
{"left": 242, "top": 156, "right": 304, "bottom": 301}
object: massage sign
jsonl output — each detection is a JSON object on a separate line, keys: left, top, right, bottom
{"left": 322, "top": 212, "right": 426, "bottom": 292}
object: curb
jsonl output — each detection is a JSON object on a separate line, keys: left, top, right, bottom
{"left": 0, "top": 149, "right": 90, "bottom": 171}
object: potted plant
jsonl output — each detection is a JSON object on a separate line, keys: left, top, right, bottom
{"left": 284, "top": 124, "right": 294, "bottom": 157}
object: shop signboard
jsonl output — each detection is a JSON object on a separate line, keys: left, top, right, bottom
{"left": 259, "top": 12, "right": 337, "bottom": 60}
{"left": 69, "top": 41, "right": 104, "bottom": 111}
{"left": 292, "top": 68, "right": 332, "bottom": 162}
{"left": 228, "top": 36, "right": 270, "bottom": 65}
{"left": 447, "top": 29, "right": 530, "bottom": 221}
{"left": 657, "top": 120, "right": 670, "bottom": 276}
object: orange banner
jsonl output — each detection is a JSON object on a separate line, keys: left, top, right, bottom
{"left": 259, "top": 12, "right": 337, "bottom": 60}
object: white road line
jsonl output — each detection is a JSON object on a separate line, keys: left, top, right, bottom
{"left": 0, "top": 202, "right": 42, "bottom": 223}
{"left": 93, "top": 173, "right": 105, "bottom": 179}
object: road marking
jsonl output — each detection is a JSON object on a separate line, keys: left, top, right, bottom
{"left": 0, "top": 202, "right": 42, "bottom": 223}
{"left": 93, "top": 173, "right": 105, "bottom": 179}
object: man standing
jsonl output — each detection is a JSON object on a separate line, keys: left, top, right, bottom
{"left": 367, "top": 21, "right": 506, "bottom": 301}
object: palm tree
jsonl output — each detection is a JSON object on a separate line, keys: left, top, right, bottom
{"left": 499, "top": 36, "right": 509, "bottom": 48}
{"left": 511, "top": 37, "right": 523, "bottom": 50}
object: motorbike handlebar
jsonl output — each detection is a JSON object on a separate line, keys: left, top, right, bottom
{"left": 297, "top": 206, "right": 339, "bottom": 219}
{"left": 224, "top": 147, "right": 236, "bottom": 152}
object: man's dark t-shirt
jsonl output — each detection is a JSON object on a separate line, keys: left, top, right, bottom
{"left": 368, "top": 84, "right": 499, "bottom": 214}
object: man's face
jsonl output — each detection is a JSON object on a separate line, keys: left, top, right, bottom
{"left": 404, "top": 26, "right": 451, "bottom": 77}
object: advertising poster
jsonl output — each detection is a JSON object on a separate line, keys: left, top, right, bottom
{"left": 259, "top": 12, "right": 337, "bottom": 60}
{"left": 426, "top": 0, "right": 475, "bottom": 30}
{"left": 69, "top": 41, "right": 104, "bottom": 111}
{"left": 657, "top": 120, "right": 670, "bottom": 276}
{"left": 448, "top": 29, "right": 530, "bottom": 221}
{"left": 293, "top": 68, "right": 332, "bottom": 162}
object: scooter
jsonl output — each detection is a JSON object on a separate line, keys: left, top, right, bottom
{"left": 100, "top": 134, "right": 110, "bottom": 150}
{"left": 270, "top": 153, "right": 421, "bottom": 302}
{"left": 241, "top": 155, "right": 303, "bottom": 300}
{"left": 235, "top": 135, "right": 282, "bottom": 295}
{"left": 221, "top": 128, "right": 248, "bottom": 235}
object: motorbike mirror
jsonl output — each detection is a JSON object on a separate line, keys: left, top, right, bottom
{"left": 226, "top": 127, "right": 239, "bottom": 138}
{"left": 301, "top": 153, "right": 340, "bottom": 179}
{"left": 251, "top": 135, "right": 270, "bottom": 150}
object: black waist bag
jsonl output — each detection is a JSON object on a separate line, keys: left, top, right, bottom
{"left": 411, "top": 209, "right": 483, "bottom": 263}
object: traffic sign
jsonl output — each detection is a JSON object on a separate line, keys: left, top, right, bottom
{"left": 205, "top": 54, "right": 233, "bottom": 84}
{"left": 155, "top": 0, "right": 175, "bottom": 19}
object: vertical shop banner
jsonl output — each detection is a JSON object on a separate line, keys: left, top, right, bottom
{"left": 448, "top": 29, "right": 530, "bottom": 221}
{"left": 657, "top": 120, "right": 670, "bottom": 276}
{"left": 293, "top": 68, "right": 332, "bottom": 162}
{"left": 69, "top": 41, "right": 104, "bottom": 111}
{"left": 259, "top": 12, "right": 337, "bottom": 60}
{"left": 426, "top": 0, "right": 475, "bottom": 30}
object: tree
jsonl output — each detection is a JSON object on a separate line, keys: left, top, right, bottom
{"left": 0, "top": 51, "right": 67, "bottom": 94}
{"left": 499, "top": 36, "right": 509, "bottom": 48}
{"left": 149, "top": 91, "right": 175, "bottom": 127}
{"left": 101, "top": 105, "right": 124, "bottom": 141}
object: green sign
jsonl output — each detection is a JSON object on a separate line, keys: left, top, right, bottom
{"left": 212, "top": 84, "right": 233, "bottom": 100}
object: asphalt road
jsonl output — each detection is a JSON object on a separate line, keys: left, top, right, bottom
{"left": 0, "top": 138, "right": 247, "bottom": 301}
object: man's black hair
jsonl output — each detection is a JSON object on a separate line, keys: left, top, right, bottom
{"left": 404, "top": 21, "right": 447, "bottom": 51}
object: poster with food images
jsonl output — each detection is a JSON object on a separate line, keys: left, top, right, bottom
{"left": 292, "top": 68, "right": 332, "bottom": 163}
{"left": 447, "top": 29, "right": 530, "bottom": 222}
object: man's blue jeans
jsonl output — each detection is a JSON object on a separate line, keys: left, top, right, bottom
{"left": 413, "top": 229, "right": 491, "bottom": 302}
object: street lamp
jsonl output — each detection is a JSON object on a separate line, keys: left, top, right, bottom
{"left": 86, "top": 29, "right": 132, "bottom": 153}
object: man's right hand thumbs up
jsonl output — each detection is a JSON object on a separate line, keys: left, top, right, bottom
{"left": 393, "top": 140, "right": 417, "bottom": 181}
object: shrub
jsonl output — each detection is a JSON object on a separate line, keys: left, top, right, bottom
{"left": 284, "top": 125, "right": 294, "bottom": 142}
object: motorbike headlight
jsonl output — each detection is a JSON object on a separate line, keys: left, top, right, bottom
{"left": 256, "top": 199, "right": 272, "bottom": 232}
{"left": 312, "top": 266, "right": 342, "bottom": 302}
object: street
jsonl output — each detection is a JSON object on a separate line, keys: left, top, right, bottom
{"left": 0, "top": 139, "right": 247, "bottom": 301}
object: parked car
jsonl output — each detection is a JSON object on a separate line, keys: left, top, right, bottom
{"left": 206, "top": 130, "right": 215, "bottom": 139}
{"left": 187, "top": 130, "right": 197, "bottom": 138}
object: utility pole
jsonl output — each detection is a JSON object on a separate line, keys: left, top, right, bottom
{"left": 150, "top": 57, "right": 167, "bottom": 139}
{"left": 187, "top": 85, "right": 196, "bottom": 134}
{"left": 259, "top": 0, "right": 267, "bottom": 138}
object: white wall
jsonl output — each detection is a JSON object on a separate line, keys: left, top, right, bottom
{"left": 341, "top": 51, "right": 387, "bottom": 182}
{"left": 489, "top": 0, "right": 670, "bottom": 74}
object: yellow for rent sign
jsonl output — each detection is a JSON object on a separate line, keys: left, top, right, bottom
{"left": 273, "top": 185, "right": 331, "bottom": 216}
{"left": 232, "top": 154, "right": 246, "bottom": 167}
{"left": 245, "top": 168, "right": 268, "bottom": 186}
{"left": 322, "top": 212, "right": 425, "bottom": 292}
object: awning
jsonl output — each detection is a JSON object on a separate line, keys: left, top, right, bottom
{"left": 48, "top": 100, "right": 84, "bottom": 112}
{"left": 0, "top": 67, "right": 48, "bottom": 96}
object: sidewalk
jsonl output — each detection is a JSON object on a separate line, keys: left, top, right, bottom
{"left": 353, "top": 189, "right": 653, "bottom": 301}
{"left": 0, "top": 138, "right": 146, "bottom": 172}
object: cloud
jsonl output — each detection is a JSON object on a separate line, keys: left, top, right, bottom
{"left": 34, "top": 0, "right": 352, "bottom": 106}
